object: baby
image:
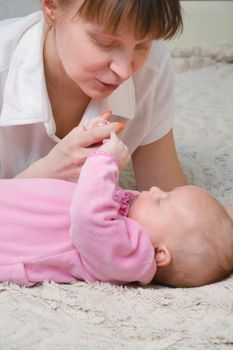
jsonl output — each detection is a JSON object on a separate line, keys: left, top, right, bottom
{"left": 139, "top": 185, "right": 233, "bottom": 287}
{"left": 0, "top": 123, "right": 233, "bottom": 287}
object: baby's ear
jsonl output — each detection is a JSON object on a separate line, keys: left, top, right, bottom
{"left": 154, "top": 244, "right": 171, "bottom": 267}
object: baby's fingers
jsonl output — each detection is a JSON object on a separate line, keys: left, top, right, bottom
{"left": 76, "top": 122, "right": 122, "bottom": 148}
{"left": 102, "top": 139, "right": 109, "bottom": 144}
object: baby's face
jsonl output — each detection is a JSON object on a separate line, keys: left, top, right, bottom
{"left": 129, "top": 185, "right": 233, "bottom": 287}
{"left": 128, "top": 185, "right": 208, "bottom": 247}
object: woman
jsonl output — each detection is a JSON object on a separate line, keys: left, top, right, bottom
{"left": 0, "top": 0, "right": 187, "bottom": 190}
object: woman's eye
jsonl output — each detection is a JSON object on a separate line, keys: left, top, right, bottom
{"left": 92, "top": 38, "right": 115, "bottom": 48}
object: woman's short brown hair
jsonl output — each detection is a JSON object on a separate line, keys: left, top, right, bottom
{"left": 59, "top": 0, "right": 183, "bottom": 40}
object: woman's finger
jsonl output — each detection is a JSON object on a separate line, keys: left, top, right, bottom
{"left": 76, "top": 122, "right": 124, "bottom": 148}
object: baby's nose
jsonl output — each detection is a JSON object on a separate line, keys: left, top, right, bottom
{"left": 149, "top": 186, "right": 162, "bottom": 193}
{"left": 149, "top": 186, "right": 167, "bottom": 198}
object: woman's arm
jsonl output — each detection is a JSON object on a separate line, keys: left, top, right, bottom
{"left": 132, "top": 129, "right": 187, "bottom": 191}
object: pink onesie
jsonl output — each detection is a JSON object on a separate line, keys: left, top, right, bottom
{"left": 0, "top": 153, "right": 156, "bottom": 286}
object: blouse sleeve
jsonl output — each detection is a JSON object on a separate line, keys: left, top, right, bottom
{"left": 140, "top": 47, "right": 175, "bottom": 145}
{"left": 125, "top": 42, "right": 175, "bottom": 149}
{"left": 69, "top": 152, "right": 156, "bottom": 284}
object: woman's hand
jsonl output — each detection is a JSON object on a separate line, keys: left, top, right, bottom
{"left": 15, "top": 117, "right": 122, "bottom": 181}
{"left": 100, "top": 131, "right": 130, "bottom": 169}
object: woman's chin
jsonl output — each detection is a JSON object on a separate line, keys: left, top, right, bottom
{"left": 84, "top": 88, "right": 114, "bottom": 100}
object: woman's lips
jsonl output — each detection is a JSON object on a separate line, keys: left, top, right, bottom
{"left": 95, "top": 79, "right": 120, "bottom": 91}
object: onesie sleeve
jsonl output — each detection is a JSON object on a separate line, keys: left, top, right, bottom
{"left": 69, "top": 152, "right": 156, "bottom": 285}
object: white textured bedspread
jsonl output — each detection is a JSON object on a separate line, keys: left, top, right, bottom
{"left": 0, "top": 43, "right": 233, "bottom": 350}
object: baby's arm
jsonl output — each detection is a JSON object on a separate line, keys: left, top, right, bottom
{"left": 69, "top": 135, "right": 156, "bottom": 284}
{"left": 100, "top": 131, "right": 130, "bottom": 169}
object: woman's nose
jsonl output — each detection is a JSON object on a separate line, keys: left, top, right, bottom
{"left": 109, "top": 52, "right": 133, "bottom": 81}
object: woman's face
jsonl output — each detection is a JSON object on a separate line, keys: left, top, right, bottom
{"left": 49, "top": 5, "right": 152, "bottom": 99}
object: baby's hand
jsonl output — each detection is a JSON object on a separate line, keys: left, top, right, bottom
{"left": 100, "top": 132, "right": 130, "bottom": 169}
{"left": 81, "top": 111, "right": 125, "bottom": 149}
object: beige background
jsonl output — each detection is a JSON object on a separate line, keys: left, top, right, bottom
{"left": 169, "top": 1, "right": 233, "bottom": 47}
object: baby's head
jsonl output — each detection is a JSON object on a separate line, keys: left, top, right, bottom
{"left": 128, "top": 185, "right": 233, "bottom": 287}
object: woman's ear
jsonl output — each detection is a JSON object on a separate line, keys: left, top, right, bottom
{"left": 41, "top": 0, "right": 59, "bottom": 26}
{"left": 154, "top": 244, "right": 171, "bottom": 267}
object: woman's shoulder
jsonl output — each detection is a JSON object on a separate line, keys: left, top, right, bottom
{"left": 0, "top": 11, "right": 42, "bottom": 71}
